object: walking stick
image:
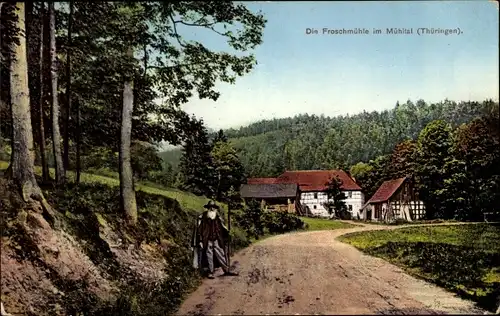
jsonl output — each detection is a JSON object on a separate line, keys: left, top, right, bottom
{"left": 227, "top": 204, "right": 231, "bottom": 269}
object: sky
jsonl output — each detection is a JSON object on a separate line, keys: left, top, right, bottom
{"left": 177, "top": 1, "right": 499, "bottom": 131}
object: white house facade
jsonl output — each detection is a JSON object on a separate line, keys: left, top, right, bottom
{"left": 300, "top": 190, "right": 365, "bottom": 218}
{"left": 246, "top": 169, "right": 365, "bottom": 219}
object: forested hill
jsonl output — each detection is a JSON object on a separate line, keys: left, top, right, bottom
{"left": 161, "top": 99, "right": 498, "bottom": 177}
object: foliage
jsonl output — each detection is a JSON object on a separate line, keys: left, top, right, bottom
{"left": 130, "top": 141, "right": 163, "bottom": 181}
{"left": 340, "top": 224, "right": 500, "bottom": 312}
{"left": 324, "top": 176, "right": 348, "bottom": 218}
{"left": 262, "top": 211, "right": 305, "bottom": 234}
{"left": 234, "top": 199, "right": 305, "bottom": 239}
{"left": 414, "top": 120, "right": 453, "bottom": 219}
{"left": 210, "top": 130, "right": 246, "bottom": 204}
{"left": 160, "top": 99, "right": 498, "bottom": 178}
{"left": 178, "top": 117, "right": 215, "bottom": 196}
{"left": 235, "top": 199, "right": 264, "bottom": 239}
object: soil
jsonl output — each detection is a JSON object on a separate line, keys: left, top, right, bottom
{"left": 177, "top": 222, "right": 486, "bottom": 315}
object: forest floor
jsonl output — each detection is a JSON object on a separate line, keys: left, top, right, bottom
{"left": 178, "top": 222, "right": 491, "bottom": 315}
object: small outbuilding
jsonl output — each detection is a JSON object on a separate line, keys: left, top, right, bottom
{"left": 361, "top": 177, "right": 426, "bottom": 222}
{"left": 240, "top": 183, "right": 299, "bottom": 213}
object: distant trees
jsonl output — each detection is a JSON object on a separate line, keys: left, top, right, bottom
{"left": 351, "top": 103, "right": 500, "bottom": 221}
{"left": 161, "top": 99, "right": 498, "bottom": 179}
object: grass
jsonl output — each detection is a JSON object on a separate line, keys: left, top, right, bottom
{"left": 301, "top": 216, "right": 358, "bottom": 231}
{"left": 339, "top": 224, "right": 500, "bottom": 253}
{"left": 0, "top": 160, "right": 210, "bottom": 212}
{"left": 339, "top": 224, "right": 500, "bottom": 312}
{"left": 351, "top": 218, "right": 458, "bottom": 226}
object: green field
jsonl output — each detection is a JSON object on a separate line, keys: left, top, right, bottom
{"left": 301, "top": 217, "right": 358, "bottom": 231}
{"left": 339, "top": 224, "right": 500, "bottom": 311}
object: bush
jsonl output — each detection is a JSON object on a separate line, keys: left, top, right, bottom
{"left": 234, "top": 199, "right": 264, "bottom": 239}
{"left": 263, "top": 211, "right": 305, "bottom": 234}
{"left": 234, "top": 200, "right": 305, "bottom": 239}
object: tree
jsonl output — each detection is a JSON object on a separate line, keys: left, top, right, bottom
{"left": 442, "top": 117, "right": 500, "bottom": 220}
{"left": 212, "top": 129, "right": 228, "bottom": 144}
{"left": 37, "top": 2, "right": 50, "bottom": 182}
{"left": 130, "top": 141, "right": 163, "bottom": 181}
{"left": 120, "top": 46, "right": 138, "bottom": 225}
{"left": 388, "top": 139, "right": 418, "bottom": 179}
{"left": 7, "top": 2, "right": 45, "bottom": 205}
{"left": 324, "top": 176, "right": 348, "bottom": 219}
{"left": 178, "top": 117, "right": 215, "bottom": 197}
{"left": 49, "top": 2, "right": 64, "bottom": 184}
{"left": 62, "top": 1, "right": 73, "bottom": 171}
{"left": 414, "top": 120, "right": 453, "bottom": 219}
{"left": 210, "top": 134, "right": 246, "bottom": 204}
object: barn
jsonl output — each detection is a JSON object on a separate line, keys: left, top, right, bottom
{"left": 240, "top": 183, "right": 300, "bottom": 213}
{"left": 361, "top": 177, "right": 426, "bottom": 222}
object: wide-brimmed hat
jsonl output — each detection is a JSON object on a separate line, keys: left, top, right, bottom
{"left": 204, "top": 200, "right": 219, "bottom": 210}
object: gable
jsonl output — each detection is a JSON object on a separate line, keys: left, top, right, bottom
{"left": 367, "top": 177, "right": 407, "bottom": 204}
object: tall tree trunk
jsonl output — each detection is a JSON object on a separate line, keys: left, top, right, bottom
{"left": 38, "top": 2, "right": 50, "bottom": 182}
{"left": 62, "top": 1, "right": 73, "bottom": 172}
{"left": 119, "top": 47, "right": 138, "bottom": 226}
{"left": 49, "top": 2, "right": 64, "bottom": 184}
{"left": 9, "top": 2, "right": 44, "bottom": 202}
{"left": 75, "top": 97, "right": 81, "bottom": 183}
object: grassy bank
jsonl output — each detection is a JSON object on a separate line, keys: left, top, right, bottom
{"left": 301, "top": 217, "right": 358, "bottom": 231}
{"left": 0, "top": 160, "right": 209, "bottom": 212}
{"left": 339, "top": 224, "right": 500, "bottom": 312}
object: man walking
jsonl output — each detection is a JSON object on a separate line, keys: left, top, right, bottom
{"left": 191, "top": 201, "right": 239, "bottom": 279}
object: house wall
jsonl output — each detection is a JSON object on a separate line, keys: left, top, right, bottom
{"left": 300, "top": 190, "right": 365, "bottom": 218}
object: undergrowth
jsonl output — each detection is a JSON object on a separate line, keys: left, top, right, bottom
{"left": 1, "top": 178, "right": 250, "bottom": 315}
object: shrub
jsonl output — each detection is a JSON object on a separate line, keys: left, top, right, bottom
{"left": 234, "top": 201, "right": 305, "bottom": 239}
{"left": 263, "top": 211, "right": 305, "bottom": 234}
{"left": 234, "top": 199, "right": 264, "bottom": 239}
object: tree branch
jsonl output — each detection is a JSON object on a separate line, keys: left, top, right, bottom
{"left": 174, "top": 18, "right": 217, "bottom": 28}
{"left": 143, "top": 43, "right": 147, "bottom": 78}
{"left": 173, "top": 17, "right": 226, "bottom": 37}
{"left": 169, "top": 13, "right": 186, "bottom": 48}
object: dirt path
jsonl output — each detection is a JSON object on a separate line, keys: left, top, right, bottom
{"left": 177, "top": 222, "right": 486, "bottom": 315}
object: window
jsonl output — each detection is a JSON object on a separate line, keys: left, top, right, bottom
{"left": 313, "top": 205, "right": 317, "bottom": 209}
{"left": 348, "top": 205, "right": 353, "bottom": 212}
{"left": 313, "top": 193, "right": 318, "bottom": 199}
{"left": 348, "top": 191, "right": 352, "bottom": 198}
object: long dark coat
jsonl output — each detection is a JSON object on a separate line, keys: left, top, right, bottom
{"left": 191, "top": 211, "right": 229, "bottom": 271}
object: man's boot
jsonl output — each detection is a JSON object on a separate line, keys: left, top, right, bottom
{"left": 223, "top": 269, "right": 239, "bottom": 276}
{"left": 208, "top": 273, "right": 215, "bottom": 279}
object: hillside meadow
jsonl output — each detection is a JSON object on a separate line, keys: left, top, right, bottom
{"left": 339, "top": 224, "right": 500, "bottom": 312}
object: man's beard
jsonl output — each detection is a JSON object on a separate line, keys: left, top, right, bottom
{"left": 207, "top": 210, "right": 217, "bottom": 219}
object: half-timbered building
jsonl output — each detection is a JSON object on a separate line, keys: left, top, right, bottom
{"left": 361, "top": 177, "right": 425, "bottom": 222}
{"left": 246, "top": 170, "right": 365, "bottom": 218}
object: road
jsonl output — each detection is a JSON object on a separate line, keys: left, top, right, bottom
{"left": 177, "top": 222, "right": 486, "bottom": 315}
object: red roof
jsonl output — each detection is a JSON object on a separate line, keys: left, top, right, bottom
{"left": 366, "top": 177, "right": 406, "bottom": 204}
{"left": 247, "top": 178, "right": 280, "bottom": 184}
{"left": 276, "top": 170, "right": 361, "bottom": 191}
